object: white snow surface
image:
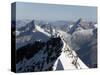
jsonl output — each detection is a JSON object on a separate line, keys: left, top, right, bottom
{"left": 53, "top": 30, "right": 88, "bottom": 70}
{"left": 94, "top": 24, "right": 97, "bottom": 28}
{"left": 35, "top": 25, "right": 51, "bottom": 37}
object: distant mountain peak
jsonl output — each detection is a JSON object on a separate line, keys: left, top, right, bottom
{"left": 68, "top": 18, "right": 82, "bottom": 34}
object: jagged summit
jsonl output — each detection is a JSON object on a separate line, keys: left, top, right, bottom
{"left": 68, "top": 18, "right": 82, "bottom": 34}
{"left": 18, "top": 20, "right": 35, "bottom": 32}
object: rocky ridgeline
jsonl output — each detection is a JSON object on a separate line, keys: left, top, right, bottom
{"left": 16, "top": 37, "right": 63, "bottom": 72}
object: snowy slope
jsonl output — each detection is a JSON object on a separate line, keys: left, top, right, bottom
{"left": 53, "top": 30, "right": 88, "bottom": 70}
{"left": 16, "top": 24, "right": 50, "bottom": 49}
{"left": 35, "top": 25, "right": 50, "bottom": 37}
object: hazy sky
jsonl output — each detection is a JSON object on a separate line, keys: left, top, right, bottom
{"left": 15, "top": 2, "right": 97, "bottom": 22}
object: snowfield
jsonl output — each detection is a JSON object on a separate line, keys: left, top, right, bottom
{"left": 53, "top": 30, "right": 88, "bottom": 70}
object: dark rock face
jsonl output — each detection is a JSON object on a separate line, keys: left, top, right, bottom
{"left": 68, "top": 18, "right": 82, "bottom": 34}
{"left": 16, "top": 37, "right": 63, "bottom": 72}
{"left": 76, "top": 39, "right": 97, "bottom": 68}
{"left": 16, "top": 41, "right": 45, "bottom": 63}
